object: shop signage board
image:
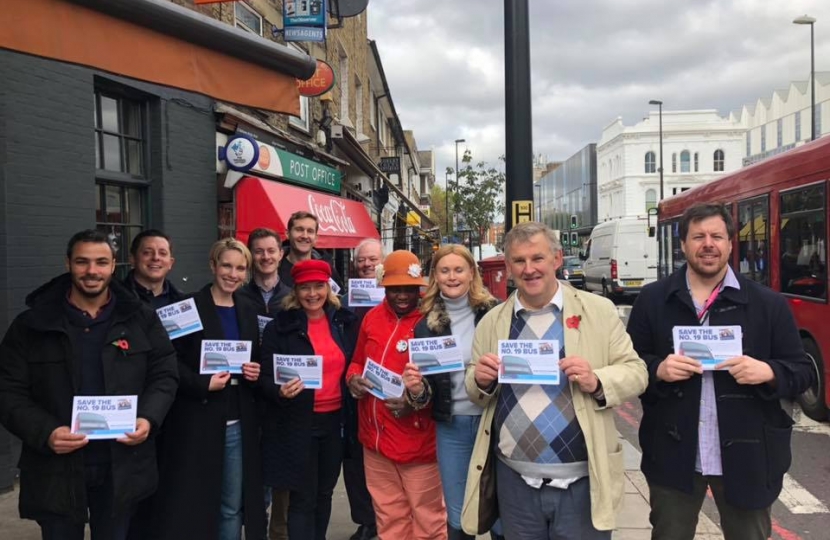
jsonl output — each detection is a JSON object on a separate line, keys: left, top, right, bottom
{"left": 222, "top": 136, "right": 341, "bottom": 193}
{"left": 297, "top": 59, "right": 336, "bottom": 97}
{"left": 284, "top": 0, "right": 327, "bottom": 43}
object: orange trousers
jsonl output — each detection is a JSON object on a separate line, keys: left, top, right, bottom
{"left": 363, "top": 449, "right": 448, "bottom": 540}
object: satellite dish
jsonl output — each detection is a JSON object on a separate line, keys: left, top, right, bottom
{"left": 328, "top": 0, "right": 369, "bottom": 18}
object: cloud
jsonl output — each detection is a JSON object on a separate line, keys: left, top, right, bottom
{"left": 368, "top": 0, "right": 830, "bottom": 185}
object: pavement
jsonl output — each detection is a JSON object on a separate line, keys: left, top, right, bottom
{"left": 0, "top": 436, "right": 724, "bottom": 540}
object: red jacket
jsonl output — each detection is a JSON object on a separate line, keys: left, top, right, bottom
{"left": 347, "top": 300, "right": 436, "bottom": 464}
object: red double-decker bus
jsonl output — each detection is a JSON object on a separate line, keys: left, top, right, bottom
{"left": 657, "top": 136, "right": 830, "bottom": 421}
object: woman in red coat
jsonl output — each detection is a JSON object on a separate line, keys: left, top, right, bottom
{"left": 346, "top": 250, "right": 447, "bottom": 540}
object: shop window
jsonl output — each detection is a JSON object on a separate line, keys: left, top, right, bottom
{"left": 288, "top": 44, "right": 310, "bottom": 132}
{"left": 644, "top": 151, "right": 656, "bottom": 173}
{"left": 714, "top": 149, "right": 725, "bottom": 172}
{"left": 680, "top": 150, "right": 690, "bottom": 173}
{"left": 95, "top": 91, "right": 145, "bottom": 177}
{"left": 235, "top": 2, "right": 263, "bottom": 35}
{"left": 738, "top": 196, "right": 769, "bottom": 286}
{"left": 779, "top": 183, "right": 826, "bottom": 299}
{"left": 94, "top": 89, "right": 148, "bottom": 278}
{"left": 95, "top": 183, "right": 146, "bottom": 277}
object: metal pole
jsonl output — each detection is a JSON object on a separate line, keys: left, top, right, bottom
{"left": 658, "top": 103, "right": 664, "bottom": 201}
{"left": 445, "top": 171, "right": 450, "bottom": 241}
{"left": 454, "top": 141, "right": 460, "bottom": 240}
{"left": 811, "top": 22, "right": 816, "bottom": 141}
{"left": 504, "top": 0, "right": 533, "bottom": 232}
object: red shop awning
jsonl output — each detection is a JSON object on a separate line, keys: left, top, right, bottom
{"left": 235, "top": 176, "right": 379, "bottom": 249}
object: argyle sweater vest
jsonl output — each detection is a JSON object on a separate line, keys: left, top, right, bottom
{"left": 493, "top": 304, "right": 588, "bottom": 478}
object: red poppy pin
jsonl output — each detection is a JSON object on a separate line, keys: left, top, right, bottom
{"left": 112, "top": 339, "right": 130, "bottom": 354}
{"left": 566, "top": 315, "right": 581, "bottom": 330}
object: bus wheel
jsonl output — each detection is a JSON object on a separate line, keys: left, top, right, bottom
{"left": 797, "top": 338, "right": 827, "bottom": 421}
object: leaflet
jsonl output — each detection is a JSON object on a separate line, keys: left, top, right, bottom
{"left": 348, "top": 279, "right": 384, "bottom": 307}
{"left": 273, "top": 354, "right": 323, "bottom": 390}
{"left": 71, "top": 395, "right": 138, "bottom": 440}
{"left": 362, "top": 358, "right": 405, "bottom": 400}
{"left": 257, "top": 315, "right": 273, "bottom": 337}
{"left": 329, "top": 278, "right": 342, "bottom": 295}
{"left": 497, "top": 339, "right": 561, "bottom": 385}
{"left": 672, "top": 325, "right": 743, "bottom": 370}
{"left": 156, "top": 298, "right": 203, "bottom": 340}
{"left": 199, "top": 340, "right": 253, "bottom": 374}
{"left": 408, "top": 336, "right": 464, "bottom": 375}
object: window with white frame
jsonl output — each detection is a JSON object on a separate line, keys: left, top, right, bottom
{"left": 714, "top": 149, "right": 725, "bottom": 172}
{"left": 680, "top": 150, "right": 690, "bottom": 173}
{"left": 644, "top": 151, "right": 656, "bottom": 173}
{"left": 694, "top": 152, "right": 699, "bottom": 172}
{"left": 645, "top": 189, "right": 657, "bottom": 212}
{"left": 339, "top": 53, "right": 350, "bottom": 124}
{"left": 671, "top": 153, "right": 677, "bottom": 173}
{"left": 288, "top": 44, "right": 310, "bottom": 132}
{"left": 379, "top": 113, "right": 387, "bottom": 146}
{"left": 369, "top": 85, "right": 376, "bottom": 129}
{"left": 235, "top": 2, "right": 262, "bottom": 35}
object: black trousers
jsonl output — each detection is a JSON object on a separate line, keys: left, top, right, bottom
{"left": 287, "top": 411, "right": 343, "bottom": 540}
{"left": 37, "top": 464, "right": 133, "bottom": 540}
{"left": 649, "top": 474, "right": 771, "bottom": 540}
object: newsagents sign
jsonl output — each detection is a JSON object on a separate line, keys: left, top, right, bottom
{"left": 250, "top": 143, "right": 341, "bottom": 195}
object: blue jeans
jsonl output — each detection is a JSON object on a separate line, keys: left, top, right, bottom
{"left": 219, "top": 422, "right": 243, "bottom": 540}
{"left": 436, "top": 415, "right": 502, "bottom": 535}
{"left": 495, "top": 459, "right": 610, "bottom": 540}
{"left": 37, "top": 464, "right": 132, "bottom": 540}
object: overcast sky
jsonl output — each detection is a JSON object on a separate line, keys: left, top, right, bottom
{"left": 367, "top": 0, "right": 830, "bottom": 186}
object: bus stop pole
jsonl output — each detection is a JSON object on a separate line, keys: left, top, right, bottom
{"left": 504, "top": 0, "right": 534, "bottom": 233}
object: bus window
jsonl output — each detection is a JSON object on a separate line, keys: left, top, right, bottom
{"left": 671, "top": 220, "right": 685, "bottom": 272}
{"left": 738, "top": 196, "right": 769, "bottom": 286}
{"left": 659, "top": 223, "right": 672, "bottom": 277}
{"left": 779, "top": 184, "right": 826, "bottom": 299}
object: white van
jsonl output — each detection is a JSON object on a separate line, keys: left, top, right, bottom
{"left": 580, "top": 217, "right": 657, "bottom": 297}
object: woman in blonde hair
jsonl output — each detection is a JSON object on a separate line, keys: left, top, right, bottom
{"left": 403, "top": 244, "right": 503, "bottom": 540}
{"left": 154, "top": 238, "right": 265, "bottom": 540}
{"left": 259, "top": 260, "right": 359, "bottom": 540}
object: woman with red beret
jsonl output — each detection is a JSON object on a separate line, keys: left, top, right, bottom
{"left": 259, "top": 259, "right": 359, "bottom": 540}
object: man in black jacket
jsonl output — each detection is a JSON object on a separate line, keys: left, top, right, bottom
{"left": 122, "top": 229, "right": 185, "bottom": 309}
{"left": 627, "top": 204, "right": 814, "bottom": 540}
{"left": 239, "top": 227, "right": 291, "bottom": 540}
{"left": 342, "top": 238, "right": 384, "bottom": 540}
{"left": 0, "top": 230, "right": 179, "bottom": 539}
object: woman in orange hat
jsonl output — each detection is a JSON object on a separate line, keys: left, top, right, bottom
{"left": 259, "top": 259, "right": 359, "bottom": 540}
{"left": 346, "top": 250, "right": 448, "bottom": 540}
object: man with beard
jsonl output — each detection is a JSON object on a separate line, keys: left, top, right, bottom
{"left": 278, "top": 211, "right": 343, "bottom": 290}
{"left": 627, "top": 204, "right": 814, "bottom": 540}
{"left": 123, "top": 229, "right": 184, "bottom": 309}
{"left": 0, "top": 229, "right": 178, "bottom": 539}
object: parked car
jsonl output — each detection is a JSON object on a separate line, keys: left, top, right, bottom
{"left": 557, "top": 256, "right": 584, "bottom": 288}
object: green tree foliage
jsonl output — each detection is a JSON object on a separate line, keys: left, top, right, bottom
{"left": 429, "top": 183, "right": 450, "bottom": 240}
{"left": 451, "top": 150, "right": 505, "bottom": 254}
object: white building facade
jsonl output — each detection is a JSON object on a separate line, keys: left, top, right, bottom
{"left": 596, "top": 110, "right": 745, "bottom": 222}
{"left": 728, "top": 72, "right": 830, "bottom": 165}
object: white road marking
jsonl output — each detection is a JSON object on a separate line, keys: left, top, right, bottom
{"left": 791, "top": 403, "right": 830, "bottom": 437}
{"left": 778, "top": 474, "right": 830, "bottom": 514}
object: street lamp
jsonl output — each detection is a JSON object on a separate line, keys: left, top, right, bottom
{"left": 794, "top": 15, "right": 817, "bottom": 141}
{"left": 454, "top": 138, "right": 465, "bottom": 240}
{"left": 444, "top": 170, "right": 451, "bottom": 241}
{"left": 648, "top": 100, "right": 664, "bottom": 201}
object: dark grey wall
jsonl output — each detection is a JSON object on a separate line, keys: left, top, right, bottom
{"left": 0, "top": 49, "right": 218, "bottom": 491}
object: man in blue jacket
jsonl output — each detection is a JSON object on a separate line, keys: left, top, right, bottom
{"left": 0, "top": 229, "right": 178, "bottom": 539}
{"left": 627, "top": 203, "right": 814, "bottom": 540}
